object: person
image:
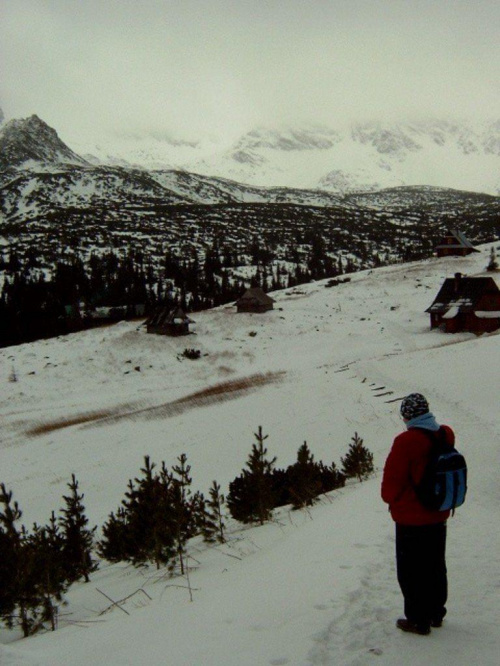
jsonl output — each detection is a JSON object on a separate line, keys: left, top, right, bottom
{"left": 381, "top": 393, "right": 454, "bottom": 636}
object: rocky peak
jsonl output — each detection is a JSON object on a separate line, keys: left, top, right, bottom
{"left": 0, "top": 114, "right": 88, "bottom": 170}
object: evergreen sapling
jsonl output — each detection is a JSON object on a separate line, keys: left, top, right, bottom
{"left": 341, "top": 433, "right": 374, "bottom": 482}
{"left": 170, "top": 454, "right": 193, "bottom": 576}
{"left": 202, "top": 481, "right": 226, "bottom": 544}
{"left": 287, "top": 442, "right": 322, "bottom": 509}
{"left": 59, "top": 474, "right": 97, "bottom": 583}
{"left": 97, "top": 507, "right": 130, "bottom": 563}
{"left": 0, "top": 484, "right": 44, "bottom": 637}
{"left": 486, "top": 247, "right": 499, "bottom": 272}
{"left": 123, "top": 456, "right": 177, "bottom": 569}
{"left": 30, "top": 512, "right": 69, "bottom": 631}
{"left": 227, "top": 426, "right": 278, "bottom": 524}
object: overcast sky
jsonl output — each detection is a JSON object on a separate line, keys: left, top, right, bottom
{"left": 1, "top": 0, "right": 499, "bottom": 143}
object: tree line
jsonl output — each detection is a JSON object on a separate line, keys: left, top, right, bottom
{"left": 0, "top": 229, "right": 356, "bottom": 348}
{"left": 1, "top": 428, "right": 374, "bottom": 637}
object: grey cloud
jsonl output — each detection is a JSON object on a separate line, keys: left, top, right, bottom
{"left": 1, "top": 0, "right": 499, "bottom": 142}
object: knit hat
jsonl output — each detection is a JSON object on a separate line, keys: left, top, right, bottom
{"left": 400, "top": 393, "right": 429, "bottom": 420}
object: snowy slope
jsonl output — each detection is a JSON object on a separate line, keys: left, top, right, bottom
{"left": 1, "top": 246, "right": 499, "bottom": 665}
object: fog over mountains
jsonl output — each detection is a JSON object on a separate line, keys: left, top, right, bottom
{"left": 1, "top": 110, "right": 498, "bottom": 196}
{"left": 67, "top": 117, "right": 500, "bottom": 196}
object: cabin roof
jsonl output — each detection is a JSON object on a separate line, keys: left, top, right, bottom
{"left": 435, "top": 229, "right": 479, "bottom": 251}
{"left": 146, "top": 306, "right": 194, "bottom": 327}
{"left": 426, "top": 276, "right": 500, "bottom": 314}
{"left": 237, "top": 287, "right": 275, "bottom": 305}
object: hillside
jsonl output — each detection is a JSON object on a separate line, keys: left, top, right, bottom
{"left": 0, "top": 115, "right": 88, "bottom": 170}
{"left": 1, "top": 116, "right": 499, "bottom": 299}
{"left": 1, "top": 246, "right": 499, "bottom": 665}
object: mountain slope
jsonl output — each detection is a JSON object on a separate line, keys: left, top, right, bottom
{"left": 0, "top": 248, "right": 499, "bottom": 665}
{"left": 1, "top": 115, "right": 499, "bottom": 291}
{"left": 3, "top": 114, "right": 500, "bottom": 195}
{"left": 0, "top": 165, "right": 192, "bottom": 220}
{"left": 194, "top": 120, "right": 500, "bottom": 195}
{"left": 0, "top": 115, "right": 88, "bottom": 170}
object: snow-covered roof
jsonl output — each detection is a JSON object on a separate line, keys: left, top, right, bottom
{"left": 426, "top": 275, "right": 500, "bottom": 314}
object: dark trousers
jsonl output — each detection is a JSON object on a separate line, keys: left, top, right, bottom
{"left": 395, "top": 522, "right": 447, "bottom": 627}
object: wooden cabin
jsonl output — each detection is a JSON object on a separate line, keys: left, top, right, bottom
{"left": 236, "top": 287, "right": 275, "bottom": 313}
{"left": 434, "top": 230, "right": 479, "bottom": 257}
{"left": 426, "top": 273, "right": 500, "bottom": 334}
{"left": 146, "top": 306, "right": 193, "bottom": 336}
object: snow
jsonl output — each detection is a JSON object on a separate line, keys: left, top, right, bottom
{"left": 1, "top": 246, "right": 499, "bottom": 665}
{"left": 474, "top": 311, "right": 500, "bottom": 318}
{"left": 442, "top": 306, "right": 459, "bottom": 319}
{"left": 64, "top": 121, "right": 500, "bottom": 196}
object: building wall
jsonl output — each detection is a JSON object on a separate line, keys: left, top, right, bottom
{"left": 147, "top": 324, "right": 190, "bottom": 336}
{"left": 430, "top": 313, "right": 441, "bottom": 329}
{"left": 470, "top": 314, "right": 500, "bottom": 333}
{"left": 436, "top": 247, "right": 470, "bottom": 257}
{"left": 237, "top": 303, "right": 273, "bottom": 313}
{"left": 441, "top": 312, "right": 500, "bottom": 334}
{"left": 444, "top": 316, "right": 463, "bottom": 333}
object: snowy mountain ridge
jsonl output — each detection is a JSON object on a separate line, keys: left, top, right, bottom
{"left": 1, "top": 115, "right": 499, "bottom": 221}
{"left": 2, "top": 113, "right": 499, "bottom": 196}
{"left": 69, "top": 118, "right": 500, "bottom": 195}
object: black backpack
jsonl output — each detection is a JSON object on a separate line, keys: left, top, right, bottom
{"left": 414, "top": 427, "right": 467, "bottom": 512}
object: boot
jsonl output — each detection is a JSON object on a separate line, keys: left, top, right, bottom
{"left": 396, "top": 618, "right": 431, "bottom": 635}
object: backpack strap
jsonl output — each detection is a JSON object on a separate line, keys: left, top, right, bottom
{"left": 412, "top": 426, "right": 446, "bottom": 450}
{"left": 410, "top": 426, "right": 444, "bottom": 496}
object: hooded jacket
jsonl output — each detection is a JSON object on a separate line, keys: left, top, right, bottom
{"left": 381, "top": 414, "right": 454, "bottom": 525}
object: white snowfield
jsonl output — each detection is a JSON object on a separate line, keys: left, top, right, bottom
{"left": 1, "top": 246, "right": 499, "bottom": 665}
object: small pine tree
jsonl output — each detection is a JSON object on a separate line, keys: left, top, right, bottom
{"left": 30, "top": 513, "right": 69, "bottom": 631}
{"left": 0, "top": 484, "right": 43, "bottom": 637}
{"left": 227, "top": 427, "right": 277, "bottom": 524}
{"left": 124, "top": 457, "right": 177, "bottom": 569}
{"left": 170, "top": 454, "right": 194, "bottom": 575}
{"left": 97, "top": 507, "right": 130, "bottom": 563}
{"left": 318, "top": 461, "right": 346, "bottom": 493}
{"left": 59, "top": 475, "right": 97, "bottom": 583}
{"left": 202, "top": 481, "right": 226, "bottom": 544}
{"left": 0, "top": 527, "right": 17, "bottom": 620}
{"left": 0, "top": 484, "right": 22, "bottom": 629}
{"left": 341, "top": 433, "right": 374, "bottom": 482}
{"left": 269, "top": 468, "right": 290, "bottom": 509}
{"left": 286, "top": 442, "right": 322, "bottom": 509}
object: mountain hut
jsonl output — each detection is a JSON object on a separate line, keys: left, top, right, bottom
{"left": 434, "top": 230, "right": 479, "bottom": 257}
{"left": 236, "top": 287, "right": 275, "bottom": 313}
{"left": 146, "top": 306, "right": 194, "bottom": 336}
{"left": 425, "top": 273, "right": 500, "bottom": 333}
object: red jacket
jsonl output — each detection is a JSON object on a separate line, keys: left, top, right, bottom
{"left": 381, "top": 425, "right": 454, "bottom": 525}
